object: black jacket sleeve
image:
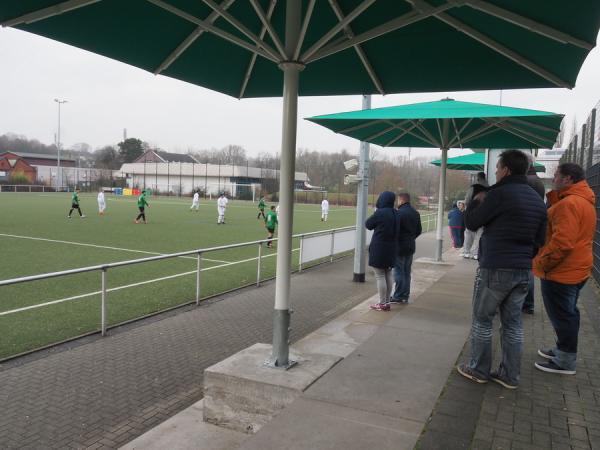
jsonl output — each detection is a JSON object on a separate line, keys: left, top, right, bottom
{"left": 365, "top": 211, "right": 380, "bottom": 230}
{"left": 415, "top": 212, "right": 422, "bottom": 238}
{"left": 464, "top": 189, "right": 503, "bottom": 231}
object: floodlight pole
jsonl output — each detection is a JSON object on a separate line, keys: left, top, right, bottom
{"left": 269, "top": 0, "right": 302, "bottom": 369}
{"left": 54, "top": 99, "right": 67, "bottom": 189}
{"left": 353, "top": 95, "right": 371, "bottom": 282}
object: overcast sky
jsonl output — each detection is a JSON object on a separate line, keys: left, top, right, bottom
{"left": 1, "top": 27, "right": 599, "bottom": 160}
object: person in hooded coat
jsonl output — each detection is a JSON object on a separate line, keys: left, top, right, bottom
{"left": 365, "top": 191, "right": 397, "bottom": 311}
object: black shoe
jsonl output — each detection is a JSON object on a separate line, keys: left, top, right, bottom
{"left": 457, "top": 364, "right": 488, "bottom": 384}
{"left": 534, "top": 360, "right": 576, "bottom": 375}
{"left": 522, "top": 308, "right": 534, "bottom": 314}
{"left": 389, "top": 298, "right": 408, "bottom": 304}
{"left": 490, "top": 371, "right": 518, "bottom": 389}
{"left": 537, "top": 348, "right": 555, "bottom": 360}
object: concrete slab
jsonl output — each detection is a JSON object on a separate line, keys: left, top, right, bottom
{"left": 203, "top": 343, "right": 341, "bottom": 434}
{"left": 385, "top": 305, "right": 471, "bottom": 336}
{"left": 120, "top": 400, "right": 248, "bottom": 450}
{"left": 238, "top": 397, "right": 423, "bottom": 450}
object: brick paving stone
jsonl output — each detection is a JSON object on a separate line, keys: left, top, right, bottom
{"left": 0, "top": 257, "right": 376, "bottom": 449}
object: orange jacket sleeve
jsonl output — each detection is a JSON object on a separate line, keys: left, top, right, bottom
{"left": 534, "top": 200, "right": 578, "bottom": 273}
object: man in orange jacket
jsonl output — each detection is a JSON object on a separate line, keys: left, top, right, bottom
{"left": 533, "top": 163, "right": 596, "bottom": 375}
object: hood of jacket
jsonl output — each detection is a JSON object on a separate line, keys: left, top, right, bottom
{"left": 376, "top": 191, "right": 396, "bottom": 209}
{"left": 546, "top": 180, "right": 595, "bottom": 207}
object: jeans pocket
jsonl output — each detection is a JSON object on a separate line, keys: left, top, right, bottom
{"left": 488, "top": 269, "right": 513, "bottom": 290}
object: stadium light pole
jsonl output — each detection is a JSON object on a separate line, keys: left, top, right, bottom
{"left": 54, "top": 98, "right": 67, "bottom": 189}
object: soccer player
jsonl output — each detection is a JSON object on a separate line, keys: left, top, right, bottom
{"left": 217, "top": 193, "right": 228, "bottom": 224}
{"left": 321, "top": 198, "right": 329, "bottom": 222}
{"left": 265, "top": 205, "right": 278, "bottom": 248}
{"left": 257, "top": 195, "right": 266, "bottom": 219}
{"left": 97, "top": 189, "right": 106, "bottom": 215}
{"left": 190, "top": 190, "right": 200, "bottom": 212}
{"left": 135, "top": 189, "right": 149, "bottom": 224}
{"left": 68, "top": 188, "right": 85, "bottom": 218}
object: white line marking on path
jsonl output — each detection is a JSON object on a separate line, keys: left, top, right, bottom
{"left": 0, "top": 233, "right": 230, "bottom": 264}
{"left": 0, "top": 247, "right": 299, "bottom": 316}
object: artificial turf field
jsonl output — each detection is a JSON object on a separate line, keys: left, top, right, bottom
{"left": 0, "top": 192, "right": 360, "bottom": 359}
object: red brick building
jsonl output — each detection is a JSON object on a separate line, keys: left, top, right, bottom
{"left": 0, "top": 152, "right": 38, "bottom": 183}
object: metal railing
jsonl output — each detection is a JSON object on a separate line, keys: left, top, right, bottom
{"left": 421, "top": 212, "right": 438, "bottom": 233}
{"left": 0, "top": 184, "right": 70, "bottom": 193}
{"left": 0, "top": 226, "right": 356, "bottom": 338}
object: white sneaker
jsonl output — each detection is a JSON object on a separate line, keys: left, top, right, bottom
{"left": 81, "top": 215, "right": 86, "bottom": 218}
{"left": 461, "top": 253, "right": 471, "bottom": 258}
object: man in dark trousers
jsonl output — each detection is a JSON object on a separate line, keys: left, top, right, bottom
{"left": 457, "top": 150, "right": 547, "bottom": 390}
{"left": 522, "top": 154, "right": 546, "bottom": 314}
{"left": 390, "top": 193, "right": 422, "bottom": 304}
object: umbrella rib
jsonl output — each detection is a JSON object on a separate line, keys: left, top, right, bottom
{"left": 434, "top": 11, "right": 572, "bottom": 88}
{"left": 294, "top": 0, "right": 317, "bottom": 60}
{"left": 393, "top": 120, "right": 440, "bottom": 147}
{"left": 451, "top": 118, "right": 463, "bottom": 149}
{"left": 463, "top": 0, "right": 594, "bottom": 50}
{"left": 200, "top": 0, "right": 284, "bottom": 60}
{"left": 337, "top": 120, "right": 385, "bottom": 134}
{"left": 248, "top": 0, "right": 287, "bottom": 59}
{"left": 328, "top": 0, "right": 385, "bottom": 95}
{"left": 154, "top": 0, "right": 237, "bottom": 75}
{"left": 459, "top": 121, "right": 502, "bottom": 144}
{"left": 460, "top": 127, "right": 502, "bottom": 146}
{"left": 448, "top": 118, "right": 474, "bottom": 148}
{"left": 147, "top": 0, "right": 279, "bottom": 63}
{"left": 494, "top": 121, "right": 557, "bottom": 147}
{"left": 481, "top": 119, "right": 549, "bottom": 148}
{"left": 306, "top": 2, "right": 455, "bottom": 63}
{"left": 364, "top": 120, "right": 413, "bottom": 141}
{"left": 239, "top": 0, "right": 278, "bottom": 99}
{"left": 413, "top": 121, "right": 441, "bottom": 148}
{"left": 301, "top": 0, "right": 376, "bottom": 62}
{"left": 506, "top": 117, "right": 562, "bottom": 134}
{"left": 1, "top": 0, "right": 101, "bottom": 27}
{"left": 383, "top": 123, "right": 421, "bottom": 147}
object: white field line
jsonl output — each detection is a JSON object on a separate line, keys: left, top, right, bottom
{"left": 0, "top": 233, "right": 230, "bottom": 264}
{"left": 0, "top": 247, "right": 298, "bottom": 316}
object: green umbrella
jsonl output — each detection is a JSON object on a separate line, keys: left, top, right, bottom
{"left": 307, "top": 99, "right": 562, "bottom": 260}
{"left": 2, "top": 1, "right": 598, "bottom": 367}
{"left": 431, "top": 152, "right": 545, "bottom": 172}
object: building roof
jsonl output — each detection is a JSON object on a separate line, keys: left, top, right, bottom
{"left": 135, "top": 150, "right": 198, "bottom": 164}
{"left": 0, "top": 151, "right": 75, "bottom": 162}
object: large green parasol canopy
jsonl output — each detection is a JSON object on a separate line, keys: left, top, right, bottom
{"left": 431, "top": 152, "right": 545, "bottom": 172}
{"left": 1, "top": 1, "right": 600, "bottom": 98}
{"left": 307, "top": 99, "right": 563, "bottom": 150}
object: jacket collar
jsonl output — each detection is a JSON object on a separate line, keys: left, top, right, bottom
{"left": 492, "top": 174, "right": 527, "bottom": 189}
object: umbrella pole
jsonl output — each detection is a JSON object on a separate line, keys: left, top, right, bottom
{"left": 268, "top": 0, "right": 302, "bottom": 369}
{"left": 353, "top": 95, "right": 371, "bottom": 282}
{"left": 435, "top": 148, "right": 448, "bottom": 261}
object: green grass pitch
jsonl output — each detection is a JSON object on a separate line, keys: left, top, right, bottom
{"left": 0, "top": 192, "right": 360, "bottom": 359}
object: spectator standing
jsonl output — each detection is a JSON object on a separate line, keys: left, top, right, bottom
{"left": 533, "top": 163, "right": 595, "bottom": 375}
{"left": 390, "top": 193, "right": 421, "bottom": 304}
{"left": 447, "top": 202, "right": 464, "bottom": 248}
{"left": 462, "top": 172, "right": 488, "bottom": 259}
{"left": 457, "top": 150, "right": 547, "bottom": 389}
{"left": 522, "top": 154, "right": 546, "bottom": 314}
{"left": 365, "top": 191, "right": 397, "bottom": 311}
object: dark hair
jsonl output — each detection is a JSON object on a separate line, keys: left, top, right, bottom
{"left": 270, "top": 205, "right": 276, "bottom": 210}
{"left": 477, "top": 171, "right": 486, "bottom": 180}
{"left": 397, "top": 192, "right": 410, "bottom": 203}
{"left": 558, "top": 163, "right": 585, "bottom": 183}
{"left": 498, "top": 150, "right": 529, "bottom": 176}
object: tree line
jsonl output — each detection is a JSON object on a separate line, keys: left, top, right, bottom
{"left": 0, "top": 133, "right": 470, "bottom": 204}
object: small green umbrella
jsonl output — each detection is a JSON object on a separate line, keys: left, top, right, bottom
{"left": 307, "top": 99, "right": 562, "bottom": 261}
{"left": 431, "top": 152, "right": 545, "bottom": 172}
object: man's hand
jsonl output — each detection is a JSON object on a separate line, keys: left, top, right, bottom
{"left": 474, "top": 191, "right": 487, "bottom": 202}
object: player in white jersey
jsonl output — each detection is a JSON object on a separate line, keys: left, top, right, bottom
{"left": 190, "top": 190, "right": 200, "bottom": 211}
{"left": 217, "top": 193, "right": 228, "bottom": 224}
{"left": 97, "top": 189, "right": 106, "bottom": 215}
{"left": 321, "top": 198, "right": 329, "bottom": 222}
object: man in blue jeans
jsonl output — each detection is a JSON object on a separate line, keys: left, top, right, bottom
{"left": 390, "top": 193, "right": 421, "bottom": 304}
{"left": 457, "top": 150, "right": 547, "bottom": 389}
{"left": 533, "top": 163, "right": 596, "bottom": 375}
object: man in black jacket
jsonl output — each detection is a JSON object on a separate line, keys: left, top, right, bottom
{"left": 390, "top": 193, "right": 422, "bottom": 304}
{"left": 457, "top": 150, "right": 547, "bottom": 389}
